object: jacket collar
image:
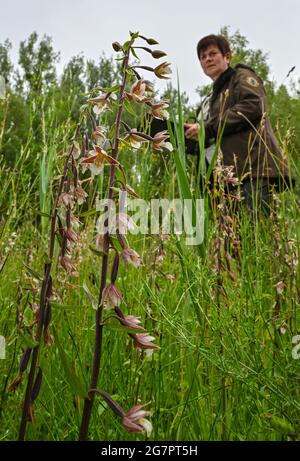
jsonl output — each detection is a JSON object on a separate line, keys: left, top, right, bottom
{"left": 211, "top": 66, "right": 236, "bottom": 103}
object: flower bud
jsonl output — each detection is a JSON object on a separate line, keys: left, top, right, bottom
{"left": 112, "top": 42, "right": 123, "bottom": 52}
{"left": 139, "top": 35, "right": 159, "bottom": 45}
{"left": 152, "top": 50, "right": 167, "bottom": 59}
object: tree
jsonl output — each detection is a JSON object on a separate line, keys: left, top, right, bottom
{"left": 220, "top": 26, "right": 271, "bottom": 81}
{"left": 0, "top": 39, "right": 13, "bottom": 85}
{"left": 18, "top": 32, "right": 60, "bottom": 95}
{"left": 86, "top": 53, "right": 121, "bottom": 91}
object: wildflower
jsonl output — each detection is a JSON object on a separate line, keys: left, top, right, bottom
{"left": 275, "top": 280, "right": 286, "bottom": 295}
{"left": 149, "top": 100, "right": 169, "bottom": 120}
{"left": 101, "top": 283, "right": 122, "bottom": 309}
{"left": 156, "top": 248, "right": 167, "bottom": 264}
{"left": 133, "top": 333, "right": 160, "bottom": 352}
{"left": 88, "top": 93, "right": 111, "bottom": 115}
{"left": 92, "top": 125, "right": 107, "bottom": 144}
{"left": 80, "top": 146, "right": 119, "bottom": 176}
{"left": 116, "top": 314, "right": 145, "bottom": 331}
{"left": 215, "top": 165, "right": 239, "bottom": 186}
{"left": 74, "top": 185, "right": 88, "bottom": 205}
{"left": 59, "top": 255, "right": 73, "bottom": 272}
{"left": 72, "top": 141, "right": 81, "bottom": 160}
{"left": 127, "top": 79, "right": 153, "bottom": 104}
{"left": 70, "top": 214, "right": 81, "bottom": 228}
{"left": 65, "top": 228, "right": 79, "bottom": 243}
{"left": 121, "top": 248, "right": 142, "bottom": 267}
{"left": 123, "top": 183, "right": 139, "bottom": 198}
{"left": 152, "top": 131, "right": 173, "bottom": 153}
{"left": 58, "top": 192, "right": 74, "bottom": 208}
{"left": 223, "top": 215, "right": 234, "bottom": 225}
{"left": 279, "top": 323, "right": 287, "bottom": 335}
{"left": 122, "top": 404, "right": 153, "bottom": 436}
{"left": 154, "top": 62, "right": 172, "bottom": 79}
{"left": 96, "top": 233, "right": 105, "bottom": 251}
{"left": 124, "top": 129, "right": 149, "bottom": 149}
{"left": 165, "top": 274, "right": 175, "bottom": 282}
{"left": 95, "top": 391, "right": 153, "bottom": 436}
{"left": 116, "top": 213, "right": 135, "bottom": 234}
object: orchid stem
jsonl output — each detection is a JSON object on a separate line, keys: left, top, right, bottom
{"left": 78, "top": 43, "right": 132, "bottom": 441}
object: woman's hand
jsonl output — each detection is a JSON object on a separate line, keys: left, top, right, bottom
{"left": 184, "top": 123, "right": 200, "bottom": 140}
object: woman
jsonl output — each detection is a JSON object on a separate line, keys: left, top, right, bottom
{"left": 184, "top": 34, "right": 292, "bottom": 211}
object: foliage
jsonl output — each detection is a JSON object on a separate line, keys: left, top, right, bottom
{"left": 0, "top": 29, "right": 300, "bottom": 442}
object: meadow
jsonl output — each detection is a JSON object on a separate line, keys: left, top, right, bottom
{"left": 0, "top": 30, "right": 300, "bottom": 441}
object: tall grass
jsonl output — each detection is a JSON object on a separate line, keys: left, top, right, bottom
{"left": 0, "top": 71, "right": 300, "bottom": 442}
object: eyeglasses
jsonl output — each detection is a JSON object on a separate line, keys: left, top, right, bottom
{"left": 199, "top": 51, "right": 221, "bottom": 62}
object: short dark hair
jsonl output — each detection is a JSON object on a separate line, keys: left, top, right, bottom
{"left": 197, "top": 35, "right": 231, "bottom": 59}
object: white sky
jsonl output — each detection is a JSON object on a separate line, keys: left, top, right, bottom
{"left": 0, "top": 0, "right": 299, "bottom": 105}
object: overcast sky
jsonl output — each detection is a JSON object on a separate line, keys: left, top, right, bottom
{"left": 1, "top": 0, "right": 299, "bottom": 104}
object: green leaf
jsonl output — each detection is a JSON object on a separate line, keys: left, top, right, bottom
{"left": 80, "top": 104, "right": 88, "bottom": 113}
{"left": 23, "top": 263, "right": 42, "bottom": 281}
{"left": 167, "top": 80, "right": 206, "bottom": 258}
{"left": 110, "top": 186, "right": 121, "bottom": 193}
{"left": 123, "top": 99, "right": 137, "bottom": 117}
{"left": 78, "top": 208, "right": 98, "bottom": 217}
{"left": 123, "top": 40, "right": 131, "bottom": 51}
{"left": 97, "top": 399, "right": 108, "bottom": 417}
{"left": 108, "top": 123, "right": 116, "bottom": 139}
{"left": 32, "top": 210, "right": 51, "bottom": 218}
{"left": 53, "top": 328, "right": 87, "bottom": 398}
{"left": 129, "top": 31, "right": 139, "bottom": 40}
{"left": 99, "top": 85, "right": 121, "bottom": 93}
{"left": 109, "top": 235, "right": 125, "bottom": 252}
{"left": 106, "top": 321, "right": 144, "bottom": 334}
{"left": 82, "top": 282, "right": 98, "bottom": 310}
{"left": 266, "top": 415, "right": 298, "bottom": 437}
{"left": 166, "top": 120, "right": 192, "bottom": 200}
{"left": 19, "top": 331, "right": 39, "bottom": 349}
{"left": 43, "top": 252, "right": 52, "bottom": 264}
{"left": 89, "top": 245, "right": 106, "bottom": 257}
{"left": 130, "top": 47, "right": 139, "bottom": 60}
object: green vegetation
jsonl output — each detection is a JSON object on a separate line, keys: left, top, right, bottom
{"left": 0, "top": 29, "right": 300, "bottom": 441}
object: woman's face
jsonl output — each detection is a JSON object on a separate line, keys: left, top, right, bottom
{"left": 199, "top": 45, "right": 231, "bottom": 81}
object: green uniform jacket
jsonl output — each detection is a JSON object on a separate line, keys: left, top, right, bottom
{"left": 204, "top": 64, "right": 291, "bottom": 183}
